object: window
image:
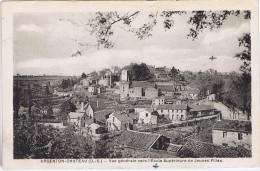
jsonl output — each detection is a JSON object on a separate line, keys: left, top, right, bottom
{"left": 222, "top": 143, "right": 228, "bottom": 146}
{"left": 223, "top": 131, "right": 227, "bottom": 138}
{"left": 146, "top": 113, "right": 148, "bottom": 117}
{"left": 161, "top": 110, "right": 163, "bottom": 113}
{"left": 113, "top": 117, "right": 115, "bottom": 122}
{"left": 238, "top": 133, "right": 243, "bottom": 140}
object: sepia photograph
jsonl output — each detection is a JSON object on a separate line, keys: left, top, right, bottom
{"left": 2, "top": 0, "right": 259, "bottom": 169}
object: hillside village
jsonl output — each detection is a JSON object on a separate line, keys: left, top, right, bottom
{"left": 13, "top": 64, "right": 252, "bottom": 158}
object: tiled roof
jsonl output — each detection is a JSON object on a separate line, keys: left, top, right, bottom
{"left": 84, "top": 118, "right": 94, "bottom": 125}
{"left": 189, "top": 105, "right": 214, "bottom": 112}
{"left": 145, "top": 87, "right": 158, "bottom": 91}
{"left": 213, "top": 119, "right": 251, "bottom": 133}
{"left": 94, "top": 109, "right": 114, "bottom": 123}
{"left": 178, "top": 139, "right": 251, "bottom": 158}
{"left": 89, "top": 100, "right": 108, "bottom": 112}
{"left": 68, "top": 112, "right": 84, "bottom": 119}
{"left": 130, "top": 81, "right": 155, "bottom": 88}
{"left": 114, "top": 112, "right": 132, "bottom": 122}
{"left": 89, "top": 123, "right": 101, "bottom": 129}
{"left": 140, "top": 108, "right": 153, "bottom": 113}
{"left": 136, "top": 99, "right": 152, "bottom": 105}
{"left": 157, "top": 104, "right": 188, "bottom": 110}
{"left": 156, "top": 85, "right": 174, "bottom": 92}
{"left": 117, "top": 130, "right": 161, "bottom": 149}
{"left": 112, "top": 105, "right": 127, "bottom": 112}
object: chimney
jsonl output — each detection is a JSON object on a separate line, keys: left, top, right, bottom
{"left": 81, "top": 102, "right": 84, "bottom": 110}
{"left": 97, "top": 101, "right": 99, "bottom": 108}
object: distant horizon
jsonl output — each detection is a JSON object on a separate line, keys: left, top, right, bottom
{"left": 13, "top": 64, "right": 241, "bottom": 77}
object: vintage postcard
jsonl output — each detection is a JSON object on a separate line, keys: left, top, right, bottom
{"left": 1, "top": 0, "right": 260, "bottom": 169}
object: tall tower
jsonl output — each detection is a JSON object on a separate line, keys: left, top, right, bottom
{"left": 121, "top": 70, "right": 129, "bottom": 81}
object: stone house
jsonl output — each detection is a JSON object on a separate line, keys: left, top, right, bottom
{"left": 106, "top": 112, "right": 133, "bottom": 132}
{"left": 67, "top": 112, "right": 85, "bottom": 127}
{"left": 138, "top": 108, "right": 157, "bottom": 125}
{"left": 188, "top": 104, "right": 215, "bottom": 118}
{"left": 85, "top": 100, "right": 108, "bottom": 118}
{"left": 152, "top": 96, "right": 165, "bottom": 107}
{"left": 212, "top": 119, "right": 252, "bottom": 150}
{"left": 157, "top": 104, "right": 190, "bottom": 121}
{"left": 39, "top": 119, "right": 67, "bottom": 129}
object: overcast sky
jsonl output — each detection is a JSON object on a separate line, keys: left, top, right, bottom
{"left": 13, "top": 11, "right": 250, "bottom": 76}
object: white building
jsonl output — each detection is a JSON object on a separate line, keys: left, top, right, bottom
{"left": 106, "top": 112, "right": 133, "bottom": 132}
{"left": 152, "top": 97, "right": 165, "bottom": 107}
{"left": 157, "top": 104, "right": 189, "bottom": 121}
{"left": 39, "top": 119, "right": 67, "bottom": 129}
{"left": 121, "top": 70, "right": 129, "bottom": 81}
{"left": 68, "top": 112, "right": 85, "bottom": 127}
{"left": 138, "top": 108, "right": 157, "bottom": 125}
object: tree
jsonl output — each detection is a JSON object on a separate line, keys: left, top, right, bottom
{"left": 129, "top": 63, "right": 154, "bottom": 81}
{"left": 230, "top": 73, "right": 251, "bottom": 120}
{"left": 62, "top": 10, "right": 250, "bottom": 50}
{"left": 212, "top": 78, "right": 225, "bottom": 102}
{"left": 44, "top": 85, "right": 51, "bottom": 97}
{"left": 170, "top": 66, "right": 179, "bottom": 79}
{"left": 81, "top": 72, "right": 87, "bottom": 79}
{"left": 235, "top": 33, "right": 251, "bottom": 74}
{"left": 14, "top": 120, "right": 93, "bottom": 159}
{"left": 59, "top": 100, "right": 77, "bottom": 121}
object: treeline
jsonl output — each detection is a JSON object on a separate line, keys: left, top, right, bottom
{"left": 123, "top": 63, "right": 181, "bottom": 81}
{"left": 183, "top": 71, "right": 251, "bottom": 119}
{"left": 59, "top": 78, "right": 79, "bottom": 90}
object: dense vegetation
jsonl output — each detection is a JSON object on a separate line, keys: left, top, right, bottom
{"left": 14, "top": 119, "right": 123, "bottom": 159}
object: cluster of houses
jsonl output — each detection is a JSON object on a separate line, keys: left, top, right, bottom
{"left": 33, "top": 67, "right": 251, "bottom": 157}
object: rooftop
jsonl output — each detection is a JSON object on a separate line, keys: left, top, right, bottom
{"left": 116, "top": 130, "right": 161, "bottom": 150}
{"left": 68, "top": 112, "right": 84, "bottom": 119}
{"left": 156, "top": 85, "right": 174, "bottom": 92}
{"left": 189, "top": 104, "right": 214, "bottom": 112}
{"left": 94, "top": 109, "right": 114, "bottom": 123}
{"left": 157, "top": 104, "right": 188, "bottom": 110}
{"left": 178, "top": 139, "right": 251, "bottom": 158}
{"left": 113, "top": 112, "right": 132, "bottom": 122}
{"left": 89, "top": 123, "right": 101, "bottom": 130}
{"left": 89, "top": 100, "right": 108, "bottom": 112}
{"left": 130, "top": 81, "right": 155, "bottom": 88}
{"left": 84, "top": 118, "right": 94, "bottom": 125}
{"left": 213, "top": 119, "right": 251, "bottom": 133}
